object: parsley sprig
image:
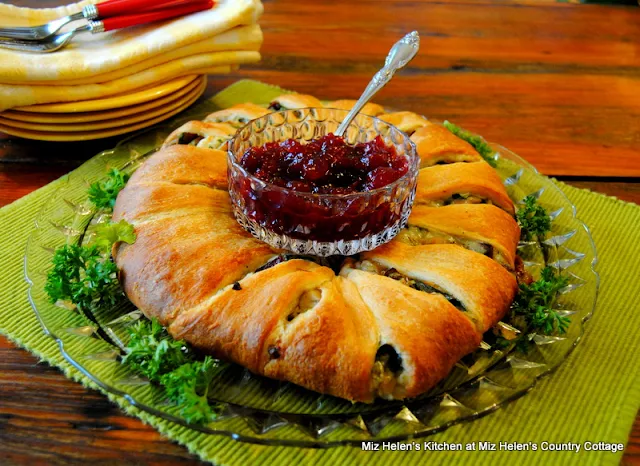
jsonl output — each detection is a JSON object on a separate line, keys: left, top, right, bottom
{"left": 122, "top": 319, "right": 222, "bottom": 424}
{"left": 44, "top": 220, "right": 136, "bottom": 311}
{"left": 161, "top": 358, "right": 219, "bottom": 424}
{"left": 87, "top": 168, "right": 130, "bottom": 210}
{"left": 45, "top": 219, "right": 221, "bottom": 424}
{"left": 48, "top": 169, "right": 222, "bottom": 425}
{"left": 513, "top": 267, "right": 570, "bottom": 334}
{"left": 93, "top": 220, "right": 137, "bottom": 251}
{"left": 443, "top": 121, "right": 497, "bottom": 167}
{"left": 516, "top": 195, "right": 551, "bottom": 241}
{"left": 121, "top": 318, "right": 189, "bottom": 381}
{"left": 497, "top": 267, "right": 570, "bottom": 351}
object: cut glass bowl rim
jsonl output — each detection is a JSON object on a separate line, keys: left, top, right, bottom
{"left": 23, "top": 115, "right": 600, "bottom": 448}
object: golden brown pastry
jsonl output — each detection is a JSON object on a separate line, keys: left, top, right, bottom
{"left": 113, "top": 143, "right": 514, "bottom": 403}
{"left": 204, "top": 103, "right": 269, "bottom": 127}
{"left": 112, "top": 94, "right": 522, "bottom": 404}
{"left": 113, "top": 145, "right": 276, "bottom": 324}
{"left": 170, "top": 260, "right": 381, "bottom": 402}
{"left": 267, "top": 93, "right": 323, "bottom": 110}
{"left": 415, "top": 162, "right": 515, "bottom": 215}
{"left": 411, "top": 122, "right": 483, "bottom": 167}
{"left": 162, "top": 121, "right": 237, "bottom": 150}
{"left": 341, "top": 266, "right": 481, "bottom": 400}
{"left": 400, "top": 204, "right": 520, "bottom": 270}
{"left": 171, "top": 255, "right": 484, "bottom": 403}
{"left": 112, "top": 183, "right": 225, "bottom": 227}
{"left": 378, "top": 111, "right": 429, "bottom": 135}
{"left": 261, "top": 275, "right": 381, "bottom": 401}
{"left": 127, "top": 145, "right": 228, "bottom": 190}
{"left": 325, "top": 99, "right": 385, "bottom": 116}
{"left": 360, "top": 242, "right": 518, "bottom": 334}
{"left": 113, "top": 207, "right": 277, "bottom": 326}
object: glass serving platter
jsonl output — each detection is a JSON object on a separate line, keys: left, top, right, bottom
{"left": 24, "top": 102, "right": 599, "bottom": 447}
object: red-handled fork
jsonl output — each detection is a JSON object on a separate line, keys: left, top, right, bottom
{"left": 0, "top": 0, "right": 213, "bottom": 41}
{"left": 0, "top": 0, "right": 213, "bottom": 53}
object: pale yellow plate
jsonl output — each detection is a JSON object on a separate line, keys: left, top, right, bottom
{"left": 13, "top": 75, "right": 200, "bottom": 114}
{"left": 0, "top": 78, "right": 205, "bottom": 142}
{"left": 0, "top": 78, "right": 206, "bottom": 133}
{"left": 1, "top": 76, "right": 205, "bottom": 124}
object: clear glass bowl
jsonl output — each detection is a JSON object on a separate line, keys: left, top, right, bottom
{"left": 24, "top": 96, "right": 598, "bottom": 447}
{"left": 227, "top": 108, "right": 419, "bottom": 256}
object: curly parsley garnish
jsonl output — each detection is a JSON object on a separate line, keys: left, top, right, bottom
{"left": 121, "top": 318, "right": 189, "bottom": 381}
{"left": 497, "top": 267, "right": 570, "bottom": 351}
{"left": 514, "top": 266, "right": 570, "bottom": 333}
{"left": 46, "top": 218, "right": 220, "bottom": 424}
{"left": 516, "top": 195, "right": 551, "bottom": 241}
{"left": 122, "top": 319, "right": 222, "bottom": 424}
{"left": 93, "top": 220, "right": 136, "bottom": 251}
{"left": 87, "top": 168, "right": 130, "bottom": 210}
{"left": 161, "top": 357, "right": 220, "bottom": 425}
{"left": 48, "top": 168, "right": 223, "bottom": 424}
{"left": 44, "top": 221, "right": 136, "bottom": 311}
{"left": 443, "top": 121, "right": 497, "bottom": 167}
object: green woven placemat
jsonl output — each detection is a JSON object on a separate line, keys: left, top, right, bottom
{"left": 1, "top": 80, "right": 639, "bottom": 466}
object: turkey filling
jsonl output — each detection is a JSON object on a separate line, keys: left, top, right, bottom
{"left": 422, "top": 193, "right": 494, "bottom": 208}
{"left": 287, "top": 288, "right": 322, "bottom": 322}
{"left": 444, "top": 193, "right": 491, "bottom": 206}
{"left": 254, "top": 254, "right": 328, "bottom": 274}
{"left": 422, "top": 155, "right": 480, "bottom": 167}
{"left": 177, "top": 132, "right": 201, "bottom": 145}
{"left": 176, "top": 132, "right": 228, "bottom": 149}
{"left": 208, "top": 116, "right": 250, "bottom": 128}
{"left": 397, "top": 225, "right": 510, "bottom": 269}
{"left": 371, "top": 344, "right": 405, "bottom": 399}
{"left": 357, "top": 260, "right": 466, "bottom": 312}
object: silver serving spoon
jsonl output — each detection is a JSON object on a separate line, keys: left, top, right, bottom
{"left": 335, "top": 31, "right": 420, "bottom": 137}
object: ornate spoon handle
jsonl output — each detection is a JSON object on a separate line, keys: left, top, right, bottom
{"left": 334, "top": 31, "right": 420, "bottom": 137}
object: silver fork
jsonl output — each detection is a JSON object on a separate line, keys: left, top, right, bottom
{"left": 0, "top": 0, "right": 213, "bottom": 53}
{"left": 0, "top": 0, "right": 192, "bottom": 42}
{"left": 0, "top": 4, "right": 98, "bottom": 41}
{"left": 0, "top": 24, "right": 94, "bottom": 53}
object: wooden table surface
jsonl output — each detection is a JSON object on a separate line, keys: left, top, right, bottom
{"left": 1, "top": 0, "right": 639, "bottom": 464}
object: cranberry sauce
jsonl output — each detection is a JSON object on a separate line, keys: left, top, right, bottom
{"left": 230, "top": 133, "right": 414, "bottom": 242}
{"left": 239, "top": 133, "right": 408, "bottom": 194}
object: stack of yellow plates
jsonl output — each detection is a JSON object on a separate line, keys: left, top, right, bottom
{"left": 0, "top": 75, "right": 207, "bottom": 141}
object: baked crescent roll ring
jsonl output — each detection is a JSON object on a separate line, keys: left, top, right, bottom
{"left": 267, "top": 93, "right": 324, "bottom": 110}
{"left": 126, "top": 145, "right": 228, "bottom": 190}
{"left": 325, "top": 99, "right": 385, "bottom": 116}
{"left": 411, "top": 122, "right": 483, "bottom": 167}
{"left": 169, "top": 260, "right": 380, "bottom": 402}
{"left": 162, "top": 121, "right": 237, "bottom": 150}
{"left": 112, "top": 93, "right": 524, "bottom": 404}
{"left": 415, "top": 162, "right": 515, "bottom": 215}
{"left": 112, "top": 183, "right": 230, "bottom": 227}
{"left": 113, "top": 147, "right": 276, "bottom": 325}
{"left": 204, "top": 103, "right": 269, "bottom": 127}
{"left": 113, "top": 206, "right": 276, "bottom": 327}
{"left": 401, "top": 204, "right": 520, "bottom": 270}
{"left": 261, "top": 273, "right": 380, "bottom": 402}
{"left": 360, "top": 242, "right": 518, "bottom": 334}
{"left": 342, "top": 267, "right": 481, "bottom": 400}
{"left": 378, "top": 111, "right": 429, "bottom": 135}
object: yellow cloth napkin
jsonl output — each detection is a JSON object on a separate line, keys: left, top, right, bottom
{"left": 24, "top": 25, "right": 263, "bottom": 85}
{"left": 0, "top": 0, "right": 263, "bottom": 111}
